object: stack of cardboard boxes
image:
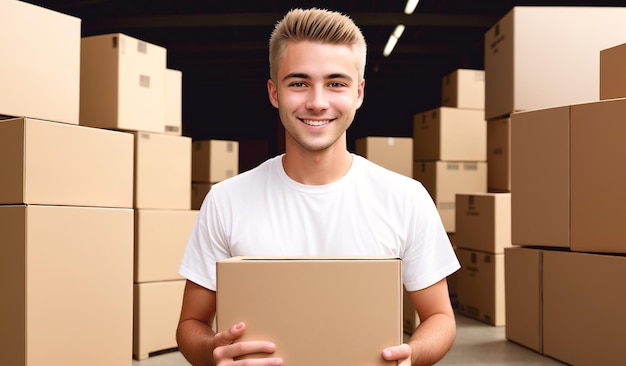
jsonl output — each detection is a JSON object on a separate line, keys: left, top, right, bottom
{"left": 0, "top": 2, "right": 134, "bottom": 365}
{"left": 191, "top": 139, "right": 240, "bottom": 210}
{"left": 482, "top": 6, "right": 626, "bottom": 365}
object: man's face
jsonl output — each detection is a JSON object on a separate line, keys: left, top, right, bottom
{"left": 267, "top": 41, "right": 365, "bottom": 153}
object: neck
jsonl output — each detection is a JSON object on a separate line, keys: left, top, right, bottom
{"left": 282, "top": 141, "right": 353, "bottom": 185}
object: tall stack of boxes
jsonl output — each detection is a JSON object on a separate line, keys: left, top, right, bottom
{"left": 482, "top": 6, "right": 626, "bottom": 365}
{"left": 0, "top": 2, "right": 134, "bottom": 365}
{"left": 79, "top": 32, "right": 197, "bottom": 360}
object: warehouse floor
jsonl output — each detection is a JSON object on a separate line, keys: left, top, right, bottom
{"left": 131, "top": 314, "right": 566, "bottom": 365}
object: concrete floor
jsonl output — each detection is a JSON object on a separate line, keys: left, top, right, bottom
{"left": 132, "top": 314, "right": 566, "bottom": 365}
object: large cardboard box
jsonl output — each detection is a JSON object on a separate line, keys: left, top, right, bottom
{"left": 510, "top": 106, "right": 570, "bottom": 248}
{"left": 216, "top": 257, "right": 402, "bottom": 365}
{"left": 504, "top": 247, "right": 542, "bottom": 354}
{"left": 134, "top": 209, "right": 198, "bottom": 283}
{"left": 600, "top": 43, "right": 626, "bottom": 100}
{"left": 80, "top": 33, "right": 166, "bottom": 133}
{"left": 484, "top": 6, "right": 626, "bottom": 120}
{"left": 413, "top": 161, "right": 487, "bottom": 233}
{"left": 413, "top": 107, "right": 486, "bottom": 161}
{"left": 0, "top": 118, "right": 133, "bottom": 208}
{"left": 455, "top": 193, "right": 511, "bottom": 254}
{"left": 543, "top": 250, "right": 626, "bottom": 365}
{"left": 487, "top": 117, "right": 511, "bottom": 192}
{"left": 165, "top": 68, "right": 183, "bottom": 136}
{"left": 0, "top": 205, "right": 133, "bottom": 366}
{"left": 355, "top": 136, "right": 413, "bottom": 178}
{"left": 135, "top": 132, "right": 192, "bottom": 209}
{"left": 455, "top": 248, "right": 505, "bottom": 326}
{"left": 0, "top": 0, "right": 80, "bottom": 124}
{"left": 192, "top": 139, "right": 240, "bottom": 183}
{"left": 441, "top": 69, "right": 485, "bottom": 110}
{"left": 570, "top": 98, "right": 626, "bottom": 254}
{"left": 133, "top": 280, "right": 186, "bottom": 360}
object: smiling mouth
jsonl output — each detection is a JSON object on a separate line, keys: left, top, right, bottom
{"left": 300, "top": 119, "right": 333, "bottom": 126}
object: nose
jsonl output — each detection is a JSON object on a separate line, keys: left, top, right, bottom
{"left": 305, "top": 85, "right": 330, "bottom": 111}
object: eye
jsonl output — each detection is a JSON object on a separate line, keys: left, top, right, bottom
{"left": 289, "top": 81, "right": 307, "bottom": 88}
{"left": 328, "top": 81, "right": 346, "bottom": 88}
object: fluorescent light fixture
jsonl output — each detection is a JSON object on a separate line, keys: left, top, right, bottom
{"left": 383, "top": 24, "right": 405, "bottom": 57}
{"left": 404, "top": 0, "right": 419, "bottom": 15}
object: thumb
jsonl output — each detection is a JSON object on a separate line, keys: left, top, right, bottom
{"left": 215, "top": 322, "right": 246, "bottom": 347}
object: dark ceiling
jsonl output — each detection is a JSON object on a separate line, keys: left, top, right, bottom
{"left": 25, "top": 0, "right": 626, "bottom": 153}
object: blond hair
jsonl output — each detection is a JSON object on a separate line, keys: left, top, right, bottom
{"left": 269, "top": 8, "right": 367, "bottom": 82}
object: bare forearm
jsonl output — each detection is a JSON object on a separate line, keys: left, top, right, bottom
{"left": 176, "top": 319, "right": 217, "bottom": 366}
{"left": 407, "top": 312, "right": 456, "bottom": 366}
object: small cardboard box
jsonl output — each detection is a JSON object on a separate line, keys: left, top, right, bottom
{"left": 0, "top": 0, "right": 81, "bottom": 124}
{"left": 134, "top": 132, "right": 192, "bottom": 209}
{"left": 0, "top": 117, "right": 133, "bottom": 208}
{"left": 413, "top": 107, "right": 486, "bottom": 162}
{"left": 165, "top": 68, "right": 183, "bottom": 136}
{"left": 600, "top": 43, "right": 626, "bottom": 100}
{"left": 0, "top": 205, "right": 133, "bottom": 366}
{"left": 487, "top": 117, "right": 511, "bottom": 193}
{"left": 355, "top": 136, "right": 413, "bottom": 178}
{"left": 455, "top": 193, "right": 511, "bottom": 254}
{"left": 134, "top": 209, "right": 199, "bottom": 283}
{"left": 216, "top": 257, "right": 402, "bottom": 365}
{"left": 441, "top": 69, "right": 485, "bottom": 110}
{"left": 80, "top": 33, "right": 166, "bottom": 133}
{"left": 192, "top": 140, "right": 239, "bottom": 183}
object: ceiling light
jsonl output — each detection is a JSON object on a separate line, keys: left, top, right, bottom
{"left": 404, "top": 0, "right": 419, "bottom": 15}
{"left": 383, "top": 24, "right": 405, "bottom": 57}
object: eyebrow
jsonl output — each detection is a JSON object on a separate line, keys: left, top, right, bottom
{"left": 282, "top": 72, "right": 354, "bottom": 83}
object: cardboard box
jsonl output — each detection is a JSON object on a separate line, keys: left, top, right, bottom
{"left": 0, "top": 0, "right": 80, "bottom": 124}
{"left": 165, "top": 68, "right": 183, "bottom": 136}
{"left": 134, "top": 209, "right": 199, "bottom": 283}
{"left": 191, "top": 182, "right": 212, "bottom": 210}
{"left": 504, "top": 247, "right": 542, "bottom": 354}
{"left": 484, "top": 6, "right": 626, "bottom": 120}
{"left": 455, "top": 248, "right": 505, "bottom": 326}
{"left": 455, "top": 193, "right": 511, "bottom": 253}
{"left": 0, "top": 205, "right": 133, "bottom": 366}
{"left": 570, "top": 98, "right": 626, "bottom": 254}
{"left": 487, "top": 117, "right": 511, "bottom": 192}
{"left": 216, "top": 257, "right": 402, "bottom": 365}
{"left": 355, "top": 136, "right": 413, "bottom": 178}
{"left": 80, "top": 33, "right": 166, "bottom": 133}
{"left": 441, "top": 69, "right": 485, "bottom": 110}
{"left": 192, "top": 140, "right": 239, "bottom": 183}
{"left": 413, "top": 107, "right": 486, "bottom": 161}
{"left": 543, "top": 250, "right": 626, "bottom": 365}
{"left": 600, "top": 43, "right": 626, "bottom": 100}
{"left": 510, "top": 106, "right": 570, "bottom": 248}
{"left": 133, "top": 280, "right": 186, "bottom": 360}
{"left": 413, "top": 161, "right": 487, "bottom": 233}
{"left": 135, "top": 132, "right": 192, "bottom": 209}
{"left": 0, "top": 117, "right": 133, "bottom": 208}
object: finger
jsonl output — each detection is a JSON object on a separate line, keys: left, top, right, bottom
{"left": 382, "top": 344, "right": 411, "bottom": 361}
{"left": 215, "top": 340, "right": 277, "bottom": 359}
{"left": 214, "top": 322, "right": 246, "bottom": 347}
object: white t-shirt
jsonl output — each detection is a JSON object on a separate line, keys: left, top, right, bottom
{"left": 179, "top": 154, "right": 460, "bottom": 292}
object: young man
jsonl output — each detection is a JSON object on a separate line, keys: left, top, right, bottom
{"left": 177, "top": 8, "right": 460, "bottom": 366}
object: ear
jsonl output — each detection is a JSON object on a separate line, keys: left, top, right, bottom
{"left": 356, "top": 79, "right": 365, "bottom": 110}
{"left": 267, "top": 79, "right": 279, "bottom": 109}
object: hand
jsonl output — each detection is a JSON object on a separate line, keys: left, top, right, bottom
{"left": 213, "top": 322, "right": 283, "bottom": 365}
{"left": 382, "top": 343, "right": 412, "bottom": 366}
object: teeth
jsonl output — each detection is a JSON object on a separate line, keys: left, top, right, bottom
{"left": 302, "top": 119, "right": 331, "bottom": 126}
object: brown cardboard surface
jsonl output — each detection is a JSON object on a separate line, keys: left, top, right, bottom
{"left": 485, "top": 7, "right": 626, "bottom": 120}
{"left": 134, "top": 132, "right": 192, "bottom": 209}
{"left": 600, "top": 43, "right": 626, "bottom": 100}
{"left": 216, "top": 257, "right": 402, "bottom": 365}
{"left": 570, "top": 98, "right": 626, "bottom": 254}
{"left": 543, "top": 250, "right": 626, "bottom": 365}
{"left": 0, "top": 118, "right": 133, "bottom": 207}
{"left": 510, "top": 106, "right": 570, "bottom": 247}
{"left": 192, "top": 140, "right": 240, "bottom": 183}
{"left": 165, "top": 69, "right": 183, "bottom": 135}
{"left": 191, "top": 182, "right": 213, "bottom": 210}
{"left": 80, "top": 33, "right": 166, "bottom": 133}
{"left": 487, "top": 117, "right": 511, "bottom": 192}
{"left": 133, "top": 280, "right": 186, "bottom": 360}
{"left": 455, "top": 193, "right": 511, "bottom": 253}
{"left": 0, "top": 205, "right": 133, "bottom": 366}
{"left": 441, "top": 69, "right": 485, "bottom": 110}
{"left": 134, "top": 209, "right": 199, "bottom": 283}
{"left": 504, "top": 247, "right": 542, "bottom": 353}
{"left": 413, "top": 107, "right": 486, "bottom": 161}
{"left": 354, "top": 136, "right": 413, "bottom": 178}
{"left": 0, "top": 0, "right": 80, "bottom": 124}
